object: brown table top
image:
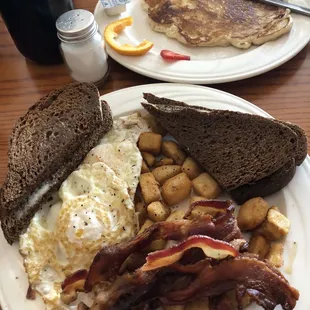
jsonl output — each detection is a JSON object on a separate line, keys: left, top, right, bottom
{"left": 0, "top": 0, "right": 309, "bottom": 185}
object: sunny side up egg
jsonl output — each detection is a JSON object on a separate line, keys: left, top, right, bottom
{"left": 19, "top": 113, "right": 151, "bottom": 310}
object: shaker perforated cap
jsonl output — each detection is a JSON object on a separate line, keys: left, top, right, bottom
{"left": 56, "top": 9, "right": 98, "bottom": 43}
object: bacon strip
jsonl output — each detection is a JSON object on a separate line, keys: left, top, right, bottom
{"left": 142, "top": 235, "right": 239, "bottom": 271}
{"left": 85, "top": 205, "right": 242, "bottom": 292}
{"left": 26, "top": 285, "right": 36, "bottom": 300}
{"left": 169, "top": 259, "right": 211, "bottom": 274}
{"left": 84, "top": 217, "right": 215, "bottom": 292}
{"left": 62, "top": 269, "right": 87, "bottom": 290}
{"left": 212, "top": 207, "right": 242, "bottom": 241}
{"left": 161, "top": 256, "right": 299, "bottom": 309}
{"left": 89, "top": 254, "right": 298, "bottom": 310}
{"left": 90, "top": 269, "right": 158, "bottom": 310}
{"left": 184, "top": 200, "right": 234, "bottom": 219}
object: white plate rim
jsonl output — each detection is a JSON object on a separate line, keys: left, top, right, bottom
{"left": 94, "top": 1, "right": 310, "bottom": 84}
{"left": 1, "top": 83, "right": 310, "bottom": 309}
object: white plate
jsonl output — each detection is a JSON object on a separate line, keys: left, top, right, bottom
{"left": 94, "top": 0, "right": 310, "bottom": 84}
{"left": 1, "top": 84, "right": 310, "bottom": 309}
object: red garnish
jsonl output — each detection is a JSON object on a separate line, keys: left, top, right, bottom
{"left": 160, "top": 49, "right": 191, "bottom": 61}
{"left": 141, "top": 235, "right": 238, "bottom": 271}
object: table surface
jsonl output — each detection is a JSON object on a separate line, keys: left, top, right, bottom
{"left": 0, "top": 0, "right": 309, "bottom": 186}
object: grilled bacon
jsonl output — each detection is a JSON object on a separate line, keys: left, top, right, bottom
{"left": 89, "top": 254, "right": 298, "bottom": 310}
{"left": 142, "top": 235, "right": 239, "bottom": 271}
{"left": 184, "top": 199, "right": 234, "bottom": 219}
{"left": 85, "top": 201, "right": 243, "bottom": 292}
{"left": 62, "top": 199, "right": 298, "bottom": 310}
{"left": 84, "top": 217, "right": 215, "bottom": 291}
{"left": 161, "top": 255, "right": 299, "bottom": 309}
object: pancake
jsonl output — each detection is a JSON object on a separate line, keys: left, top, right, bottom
{"left": 142, "top": 0, "right": 293, "bottom": 49}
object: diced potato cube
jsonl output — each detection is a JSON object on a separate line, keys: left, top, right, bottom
{"left": 141, "top": 160, "right": 150, "bottom": 173}
{"left": 260, "top": 209, "right": 290, "bottom": 240}
{"left": 138, "top": 132, "right": 162, "bottom": 155}
{"left": 185, "top": 299, "right": 209, "bottom": 310}
{"left": 270, "top": 205, "right": 280, "bottom": 212}
{"left": 146, "top": 239, "right": 167, "bottom": 252}
{"left": 237, "top": 197, "right": 269, "bottom": 231}
{"left": 248, "top": 235, "right": 270, "bottom": 259}
{"left": 162, "top": 141, "right": 186, "bottom": 165}
{"left": 143, "top": 114, "right": 167, "bottom": 136}
{"left": 162, "top": 172, "right": 192, "bottom": 206}
{"left": 239, "top": 292, "right": 252, "bottom": 308}
{"left": 155, "top": 157, "right": 174, "bottom": 167}
{"left": 225, "top": 290, "right": 238, "bottom": 308}
{"left": 163, "top": 305, "right": 185, "bottom": 310}
{"left": 138, "top": 219, "right": 166, "bottom": 252}
{"left": 135, "top": 202, "right": 147, "bottom": 225}
{"left": 266, "top": 242, "right": 284, "bottom": 268}
{"left": 192, "top": 173, "right": 221, "bottom": 199}
{"left": 182, "top": 157, "right": 203, "bottom": 180}
{"left": 139, "top": 173, "right": 161, "bottom": 204}
{"left": 152, "top": 165, "right": 182, "bottom": 185}
{"left": 190, "top": 206, "right": 215, "bottom": 219}
{"left": 138, "top": 219, "right": 154, "bottom": 234}
{"left": 142, "top": 152, "right": 156, "bottom": 167}
{"left": 166, "top": 210, "right": 185, "bottom": 222}
{"left": 147, "top": 201, "right": 171, "bottom": 222}
{"left": 191, "top": 196, "right": 206, "bottom": 204}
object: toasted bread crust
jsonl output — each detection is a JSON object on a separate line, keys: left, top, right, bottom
{"left": 229, "top": 159, "right": 296, "bottom": 204}
{"left": 276, "top": 121, "right": 308, "bottom": 166}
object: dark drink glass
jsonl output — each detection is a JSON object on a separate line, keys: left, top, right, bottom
{"left": 0, "top": 0, "right": 74, "bottom": 65}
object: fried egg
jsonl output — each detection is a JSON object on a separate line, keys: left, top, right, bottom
{"left": 100, "top": 112, "right": 151, "bottom": 144}
{"left": 83, "top": 141, "right": 142, "bottom": 200}
{"left": 19, "top": 113, "right": 149, "bottom": 310}
{"left": 84, "top": 112, "right": 150, "bottom": 200}
{"left": 58, "top": 163, "right": 138, "bottom": 272}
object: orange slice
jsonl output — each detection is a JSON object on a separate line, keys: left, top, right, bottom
{"left": 104, "top": 16, "right": 154, "bottom": 56}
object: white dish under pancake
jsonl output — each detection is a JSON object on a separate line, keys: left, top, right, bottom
{"left": 1, "top": 83, "right": 310, "bottom": 309}
{"left": 94, "top": 0, "right": 310, "bottom": 84}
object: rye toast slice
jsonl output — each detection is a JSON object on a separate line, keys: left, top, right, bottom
{"left": 0, "top": 83, "right": 113, "bottom": 244}
{"left": 276, "top": 121, "right": 307, "bottom": 166}
{"left": 229, "top": 121, "right": 307, "bottom": 203}
{"left": 144, "top": 93, "right": 308, "bottom": 165}
{"left": 229, "top": 159, "right": 296, "bottom": 204}
{"left": 142, "top": 95, "right": 298, "bottom": 191}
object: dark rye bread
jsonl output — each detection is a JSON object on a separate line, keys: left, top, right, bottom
{"left": 142, "top": 94, "right": 298, "bottom": 191}
{"left": 229, "top": 159, "right": 296, "bottom": 204}
{"left": 0, "top": 83, "right": 113, "bottom": 244}
{"left": 143, "top": 93, "right": 308, "bottom": 165}
{"left": 230, "top": 121, "right": 307, "bottom": 203}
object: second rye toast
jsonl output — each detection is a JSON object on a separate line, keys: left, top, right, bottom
{"left": 142, "top": 93, "right": 307, "bottom": 204}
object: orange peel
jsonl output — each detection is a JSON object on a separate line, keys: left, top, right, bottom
{"left": 104, "top": 16, "right": 154, "bottom": 56}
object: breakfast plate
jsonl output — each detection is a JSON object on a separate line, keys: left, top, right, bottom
{"left": 0, "top": 83, "right": 310, "bottom": 309}
{"left": 94, "top": 0, "right": 310, "bottom": 84}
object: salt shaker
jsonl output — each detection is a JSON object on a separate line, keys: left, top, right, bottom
{"left": 56, "top": 9, "right": 109, "bottom": 86}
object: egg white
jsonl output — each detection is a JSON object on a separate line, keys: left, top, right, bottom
{"left": 19, "top": 113, "right": 149, "bottom": 310}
